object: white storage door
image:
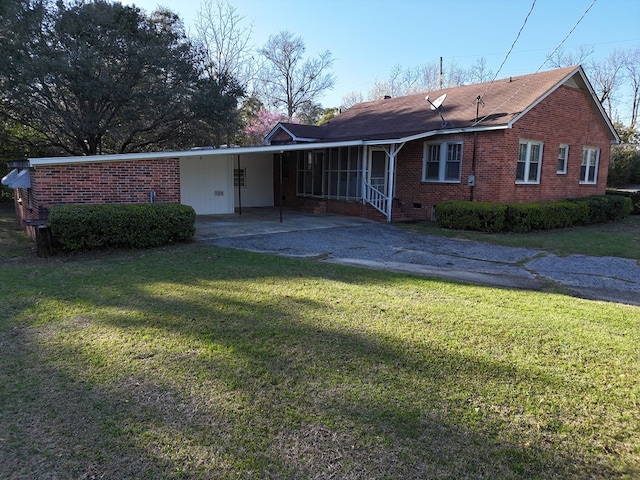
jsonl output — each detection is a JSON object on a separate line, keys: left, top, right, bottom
{"left": 180, "top": 155, "right": 234, "bottom": 214}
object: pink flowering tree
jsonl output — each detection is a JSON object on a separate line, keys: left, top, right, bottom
{"left": 243, "top": 108, "right": 284, "bottom": 145}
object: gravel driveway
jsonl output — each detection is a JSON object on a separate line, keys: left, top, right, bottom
{"left": 200, "top": 219, "right": 640, "bottom": 306}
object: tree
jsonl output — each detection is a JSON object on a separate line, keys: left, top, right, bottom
{"left": 587, "top": 49, "right": 626, "bottom": 121}
{"left": 365, "top": 58, "right": 473, "bottom": 102}
{"left": 189, "top": 74, "right": 244, "bottom": 147}
{"left": 0, "top": 0, "right": 241, "bottom": 155}
{"left": 243, "top": 107, "right": 283, "bottom": 146}
{"left": 193, "top": 0, "right": 254, "bottom": 90}
{"left": 545, "top": 45, "right": 594, "bottom": 69}
{"left": 623, "top": 47, "right": 640, "bottom": 130}
{"left": 296, "top": 101, "right": 325, "bottom": 125}
{"left": 468, "top": 57, "right": 495, "bottom": 84}
{"left": 258, "top": 31, "right": 335, "bottom": 120}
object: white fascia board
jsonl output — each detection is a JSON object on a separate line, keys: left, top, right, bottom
{"left": 364, "top": 125, "right": 509, "bottom": 146}
{"left": 28, "top": 141, "right": 366, "bottom": 167}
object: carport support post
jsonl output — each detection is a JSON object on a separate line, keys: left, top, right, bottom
{"left": 279, "top": 151, "right": 283, "bottom": 223}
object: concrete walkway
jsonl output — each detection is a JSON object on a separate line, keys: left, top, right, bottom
{"left": 196, "top": 209, "right": 640, "bottom": 306}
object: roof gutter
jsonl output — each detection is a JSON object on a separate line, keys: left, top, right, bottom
{"left": 364, "top": 124, "right": 510, "bottom": 146}
{"left": 28, "top": 140, "right": 366, "bottom": 167}
{"left": 28, "top": 124, "right": 514, "bottom": 167}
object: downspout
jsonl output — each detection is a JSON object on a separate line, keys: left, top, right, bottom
{"left": 470, "top": 132, "right": 477, "bottom": 202}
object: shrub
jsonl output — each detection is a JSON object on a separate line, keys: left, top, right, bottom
{"left": 49, "top": 203, "right": 196, "bottom": 252}
{"left": 435, "top": 195, "right": 630, "bottom": 233}
{"left": 607, "top": 189, "right": 640, "bottom": 215}
{"left": 505, "top": 201, "right": 589, "bottom": 233}
{"left": 608, "top": 144, "right": 640, "bottom": 187}
{"left": 436, "top": 201, "right": 506, "bottom": 233}
{"left": 570, "top": 195, "right": 632, "bottom": 223}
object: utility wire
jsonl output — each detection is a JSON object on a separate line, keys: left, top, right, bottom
{"left": 478, "top": 0, "right": 537, "bottom": 100}
{"left": 473, "top": 0, "right": 598, "bottom": 126}
{"left": 544, "top": 0, "right": 597, "bottom": 65}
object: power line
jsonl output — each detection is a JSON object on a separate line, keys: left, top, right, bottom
{"left": 473, "top": 0, "right": 598, "bottom": 126}
{"left": 544, "top": 0, "right": 597, "bottom": 65}
{"left": 489, "top": 0, "right": 537, "bottom": 88}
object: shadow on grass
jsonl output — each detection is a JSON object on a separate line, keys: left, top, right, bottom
{"left": 1, "top": 244, "right": 635, "bottom": 479}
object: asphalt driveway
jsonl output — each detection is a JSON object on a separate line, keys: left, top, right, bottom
{"left": 196, "top": 210, "right": 640, "bottom": 306}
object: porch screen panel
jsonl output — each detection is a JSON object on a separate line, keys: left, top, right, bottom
{"left": 319, "top": 147, "right": 362, "bottom": 199}
{"left": 297, "top": 151, "right": 310, "bottom": 196}
{"left": 296, "top": 146, "right": 362, "bottom": 199}
{"left": 348, "top": 147, "right": 361, "bottom": 198}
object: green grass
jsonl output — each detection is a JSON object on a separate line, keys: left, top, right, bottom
{"left": 1, "top": 206, "right": 639, "bottom": 478}
{"left": 0, "top": 204, "right": 33, "bottom": 259}
{"left": 400, "top": 215, "right": 640, "bottom": 260}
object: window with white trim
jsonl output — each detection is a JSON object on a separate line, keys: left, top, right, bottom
{"left": 557, "top": 144, "right": 569, "bottom": 174}
{"left": 581, "top": 147, "right": 599, "bottom": 184}
{"left": 422, "top": 141, "right": 462, "bottom": 182}
{"left": 516, "top": 140, "right": 543, "bottom": 184}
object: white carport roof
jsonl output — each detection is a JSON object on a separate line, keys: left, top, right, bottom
{"left": 27, "top": 141, "right": 369, "bottom": 167}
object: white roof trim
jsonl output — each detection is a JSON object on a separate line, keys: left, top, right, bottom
{"left": 29, "top": 125, "right": 517, "bottom": 166}
{"left": 264, "top": 123, "right": 319, "bottom": 144}
{"left": 28, "top": 141, "right": 366, "bottom": 166}
{"left": 365, "top": 124, "right": 509, "bottom": 146}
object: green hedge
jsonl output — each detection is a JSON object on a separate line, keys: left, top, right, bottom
{"left": 504, "top": 201, "right": 589, "bottom": 233}
{"left": 436, "top": 195, "right": 631, "bottom": 233}
{"left": 607, "top": 189, "right": 640, "bottom": 215}
{"left": 49, "top": 203, "right": 196, "bottom": 252}
{"left": 436, "top": 201, "right": 506, "bottom": 233}
{"left": 570, "top": 195, "right": 631, "bottom": 223}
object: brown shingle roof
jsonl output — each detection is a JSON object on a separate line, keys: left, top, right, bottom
{"left": 317, "top": 66, "right": 586, "bottom": 141}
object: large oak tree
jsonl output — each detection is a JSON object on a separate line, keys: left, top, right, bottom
{"left": 0, "top": 0, "right": 241, "bottom": 155}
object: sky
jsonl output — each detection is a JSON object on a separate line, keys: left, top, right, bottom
{"left": 121, "top": 0, "right": 640, "bottom": 120}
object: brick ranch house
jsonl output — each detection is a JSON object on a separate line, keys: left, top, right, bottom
{"left": 3, "top": 65, "right": 619, "bottom": 237}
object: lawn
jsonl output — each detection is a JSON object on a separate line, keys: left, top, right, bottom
{"left": 399, "top": 214, "right": 640, "bottom": 260}
{"left": 1, "top": 209, "right": 639, "bottom": 479}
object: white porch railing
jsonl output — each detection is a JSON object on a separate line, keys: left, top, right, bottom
{"left": 363, "top": 182, "right": 388, "bottom": 216}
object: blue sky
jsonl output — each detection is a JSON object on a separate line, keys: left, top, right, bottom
{"left": 124, "top": 0, "right": 639, "bottom": 117}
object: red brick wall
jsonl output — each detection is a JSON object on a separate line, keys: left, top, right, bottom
{"left": 393, "top": 84, "right": 613, "bottom": 221}
{"left": 29, "top": 158, "right": 180, "bottom": 219}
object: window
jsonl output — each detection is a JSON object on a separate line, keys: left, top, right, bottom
{"left": 422, "top": 141, "right": 462, "bottom": 182}
{"left": 557, "top": 144, "right": 569, "bottom": 174}
{"left": 234, "top": 168, "right": 246, "bottom": 187}
{"left": 516, "top": 140, "right": 543, "bottom": 184}
{"left": 581, "top": 147, "right": 599, "bottom": 184}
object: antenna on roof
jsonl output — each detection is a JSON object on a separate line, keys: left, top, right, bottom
{"left": 425, "top": 93, "right": 452, "bottom": 128}
{"left": 473, "top": 95, "right": 485, "bottom": 123}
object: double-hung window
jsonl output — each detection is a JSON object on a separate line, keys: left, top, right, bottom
{"left": 422, "top": 141, "right": 462, "bottom": 182}
{"left": 557, "top": 144, "right": 569, "bottom": 174}
{"left": 516, "top": 140, "right": 543, "bottom": 184}
{"left": 581, "top": 147, "right": 599, "bottom": 184}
